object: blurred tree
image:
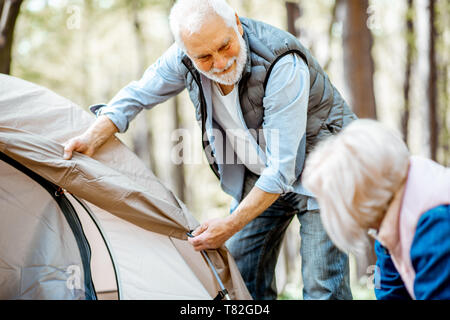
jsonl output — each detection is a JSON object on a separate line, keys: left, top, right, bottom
{"left": 402, "top": 0, "right": 415, "bottom": 145}
{"left": 427, "top": 0, "right": 438, "bottom": 161}
{"left": 341, "top": 0, "right": 377, "bottom": 276}
{"left": 437, "top": 0, "right": 449, "bottom": 165}
{"left": 323, "top": 0, "right": 340, "bottom": 73}
{"left": 341, "top": 0, "right": 377, "bottom": 119}
{"left": 285, "top": 1, "right": 301, "bottom": 37}
{"left": 81, "top": 0, "right": 93, "bottom": 106}
{"left": 128, "top": 0, "right": 156, "bottom": 174}
{"left": 167, "top": 0, "right": 186, "bottom": 202}
{"left": 0, "top": 0, "right": 23, "bottom": 74}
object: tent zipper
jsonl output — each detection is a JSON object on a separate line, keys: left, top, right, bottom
{"left": 71, "top": 195, "right": 122, "bottom": 300}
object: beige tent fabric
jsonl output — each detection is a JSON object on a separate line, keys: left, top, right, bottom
{"left": 0, "top": 74, "right": 199, "bottom": 232}
{"left": 83, "top": 203, "right": 212, "bottom": 300}
{"left": 0, "top": 74, "right": 252, "bottom": 300}
{"left": 66, "top": 194, "right": 118, "bottom": 299}
{"left": 0, "top": 126, "right": 192, "bottom": 239}
{"left": 171, "top": 239, "right": 252, "bottom": 299}
{"left": 0, "top": 160, "right": 87, "bottom": 299}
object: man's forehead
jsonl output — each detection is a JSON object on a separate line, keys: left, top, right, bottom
{"left": 181, "top": 16, "right": 235, "bottom": 51}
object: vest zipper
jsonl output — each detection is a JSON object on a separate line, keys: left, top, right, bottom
{"left": 182, "top": 60, "right": 220, "bottom": 179}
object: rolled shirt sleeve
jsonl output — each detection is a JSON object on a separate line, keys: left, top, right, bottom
{"left": 94, "top": 43, "right": 186, "bottom": 133}
{"left": 255, "top": 53, "right": 310, "bottom": 195}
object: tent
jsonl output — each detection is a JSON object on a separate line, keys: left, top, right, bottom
{"left": 0, "top": 74, "right": 251, "bottom": 300}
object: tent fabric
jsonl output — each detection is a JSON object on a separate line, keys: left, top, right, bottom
{"left": 66, "top": 193, "right": 119, "bottom": 299}
{"left": 0, "top": 126, "right": 193, "bottom": 239}
{"left": 0, "top": 74, "right": 252, "bottom": 300}
{"left": 0, "top": 159, "right": 90, "bottom": 299}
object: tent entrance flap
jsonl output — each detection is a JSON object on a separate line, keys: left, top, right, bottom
{"left": 0, "top": 151, "right": 96, "bottom": 300}
{"left": 68, "top": 194, "right": 121, "bottom": 299}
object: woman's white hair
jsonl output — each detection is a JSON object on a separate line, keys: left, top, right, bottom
{"left": 302, "top": 119, "right": 410, "bottom": 257}
{"left": 169, "top": 0, "right": 237, "bottom": 52}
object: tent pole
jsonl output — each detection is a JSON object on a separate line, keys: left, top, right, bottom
{"left": 187, "top": 232, "right": 231, "bottom": 300}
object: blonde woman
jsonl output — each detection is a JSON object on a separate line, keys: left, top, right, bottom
{"left": 302, "top": 119, "right": 450, "bottom": 300}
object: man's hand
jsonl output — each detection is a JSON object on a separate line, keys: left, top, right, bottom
{"left": 63, "top": 115, "right": 118, "bottom": 160}
{"left": 188, "top": 216, "right": 239, "bottom": 251}
{"left": 63, "top": 133, "right": 96, "bottom": 159}
{"left": 188, "top": 186, "right": 281, "bottom": 251}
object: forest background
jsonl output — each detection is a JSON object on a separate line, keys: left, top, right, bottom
{"left": 1, "top": 0, "right": 448, "bottom": 299}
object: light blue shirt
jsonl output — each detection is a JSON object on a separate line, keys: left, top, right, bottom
{"left": 92, "top": 43, "right": 317, "bottom": 212}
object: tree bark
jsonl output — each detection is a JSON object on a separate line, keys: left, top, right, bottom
{"left": 441, "top": 64, "right": 449, "bottom": 165}
{"left": 342, "top": 0, "right": 377, "bottom": 119}
{"left": 0, "top": 0, "right": 23, "bottom": 74}
{"left": 427, "top": 0, "right": 438, "bottom": 161}
{"left": 402, "top": 0, "right": 415, "bottom": 144}
{"left": 285, "top": 1, "right": 301, "bottom": 38}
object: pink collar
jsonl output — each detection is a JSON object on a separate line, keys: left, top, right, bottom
{"left": 377, "top": 156, "right": 450, "bottom": 299}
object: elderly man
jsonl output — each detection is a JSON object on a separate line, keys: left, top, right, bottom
{"left": 64, "top": 0, "right": 356, "bottom": 300}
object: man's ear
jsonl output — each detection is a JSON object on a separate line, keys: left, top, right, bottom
{"left": 235, "top": 13, "right": 243, "bottom": 36}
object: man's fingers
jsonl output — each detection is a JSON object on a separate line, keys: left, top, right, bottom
{"left": 63, "top": 138, "right": 90, "bottom": 160}
{"left": 63, "top": 140, "right": 77, "bottom": 160}
{"left": 188, "top": 230, "right": 210, "bottom": 251}
{"left": 188, "top": 234, "right": 209, "bottom": 252}
{"left": 192, "top": 223, "right": 207, "bottom": 237}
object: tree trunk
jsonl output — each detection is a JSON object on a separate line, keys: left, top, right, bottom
{"left": 440, "top": 63, "right": 449, "bottom": 166}
{"left": 427, "top": 0, "right": 438, "bottom": 161}
{"left": 401, "top": 0, "right": 415, "bottom": 144}
{"left": 341, "top": 1, "right": 378, "bottom": 277}
{"left": 323, "top": 0, "right": 341, "bottom": 73}
{"left": 0, "top": 0, "right": 23, "bottom": 74}
{"left": 168, "top": 0, "right": 185, "bottom": 202}
{"left": 342, "top": 0, "right": 377, "bottom": 119}
{"left": 285, "top": 1, "right": 301, "bottom": 38}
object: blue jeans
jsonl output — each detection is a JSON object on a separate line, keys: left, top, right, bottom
{"left": 226, "top": 168, "right": 352, "bottom": 300}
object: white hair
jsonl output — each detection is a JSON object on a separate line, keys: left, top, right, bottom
{"left": 302, "top": 119, "right": 410, "bottom": 257}
{"left": 169, "top": 0, "right": 237, "bottom": 51}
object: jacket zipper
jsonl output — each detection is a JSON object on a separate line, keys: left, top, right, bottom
{"left": 182, "top": 60, "right": 220, "bottom": 179}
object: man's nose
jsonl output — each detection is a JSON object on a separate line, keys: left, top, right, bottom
{"left": 213, "top": 55, "right": 228, "bottom": 71}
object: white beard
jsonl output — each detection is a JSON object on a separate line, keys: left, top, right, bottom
{"left": 193, "top": 30, "right": 248, "bottom": 86}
